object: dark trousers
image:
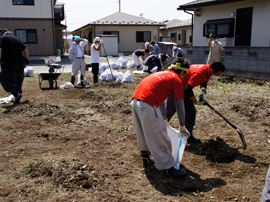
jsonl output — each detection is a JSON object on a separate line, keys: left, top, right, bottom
{"left": 0, "top": 64, "right": 25, "bottom": 94}
{"left": 91, "top": 63, "right": 99, "bottom": 83}
{"left": 165, "top": 93, "right": 197, "bottom": 127}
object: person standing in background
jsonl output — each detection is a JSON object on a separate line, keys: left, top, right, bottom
{"left": 0, "top": 28, "right": 29, "bottom": 104}
{"left": 91, "top": 37, "right": 102, "bottom": 84}
{"left": 150, "top": 41, "right": 160, "bottom": 55}
{"left": 67, "top": 35, "right": 88, "bottom": 87}
{"left": 207, "top": 34, "right": 224, "bottom": 64}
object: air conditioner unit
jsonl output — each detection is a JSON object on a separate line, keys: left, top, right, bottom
{"left": 218, "top": 38, "right": 233, "bottom": 46}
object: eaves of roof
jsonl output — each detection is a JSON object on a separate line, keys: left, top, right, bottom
{"left": 177, "top": 0, "right": 245, "bottom": 11}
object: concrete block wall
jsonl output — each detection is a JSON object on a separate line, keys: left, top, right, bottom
{"left": 181, "top": 46, "right": 270, "bottom": 81}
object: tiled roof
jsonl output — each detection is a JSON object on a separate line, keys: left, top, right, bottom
{"left": 160, "top": 18, "right": 192, "bottom": 30}
{"left": 89, "top": 12, "right": 164, "bottom": 26}
{"left": 177, "top": 0, "right": 245, "bottom": 10}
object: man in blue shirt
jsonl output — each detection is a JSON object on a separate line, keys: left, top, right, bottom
{"left": 150, "top": 41, "right": 160, "bottom": 55}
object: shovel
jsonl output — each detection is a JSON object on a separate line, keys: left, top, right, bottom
{"left": 101, "top": 41, "right": 114, "bottom": 80}
{"left": 204, "top": 100, "right": 247, "bottom": 150}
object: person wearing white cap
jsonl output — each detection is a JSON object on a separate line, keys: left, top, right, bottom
{"left": 172, "top": 46, "right": 185, "bottom": 58}
{"left": 67, "top": 35, "right": 88, "bottom": 87}
{"left": 91, "top": 37, "right": 102, "bottom": 84}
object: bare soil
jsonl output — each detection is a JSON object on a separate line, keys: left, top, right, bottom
{"left": 0, "top": 69, "right": 270, "bottom": 202}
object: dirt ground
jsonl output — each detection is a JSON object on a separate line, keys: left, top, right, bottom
{"left": 0, "top": 68, "right": 270, "bottom": 202}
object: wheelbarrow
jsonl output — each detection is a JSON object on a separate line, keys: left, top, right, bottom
{"left": 38, "top": 62, "right": 65, "bottom": 89}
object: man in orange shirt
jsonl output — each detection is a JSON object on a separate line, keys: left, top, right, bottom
{"left": 166, "top": 62, "right": 225, "bottom": 143}
{"left": 131, "top": 58, "right": 190, "bottom": 178}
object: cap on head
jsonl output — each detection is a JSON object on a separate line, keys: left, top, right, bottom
{"left": 172, "top": 46, "right": 177, "bottom": 51}
{"left": 74, "top": 36, "right": 81, "bottom": 41}
{"left": 94, "top": 37, "right": 101, "bottom": 43}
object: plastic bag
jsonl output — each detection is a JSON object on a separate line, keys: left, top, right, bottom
{"left": 59, "top": 82, "right": 74, "bottom": 89}
{"left": 116, "top": 72, "right": 124, "bottom": 82}
{"left": 121, "top": 70, "right": 133, "bottom": 83}
{"left": 166, "top": 123, "right": 188, "bottom": 170}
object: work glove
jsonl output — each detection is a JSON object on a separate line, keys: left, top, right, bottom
{"left": 25, "top": 58, "right": 30, "bottom": 65}
{"left": 221, "top": 56, "right": 224, "bottom": 62}
{"left": 209, "top": 34, "right": 213, "bottom": 38}
{"left": 179, "top": 126, "right": 190, "bottom": 137}
{"left": 100, "top": 39, "right": 103, "bottom": 44}
{"left": 198, "top": 94, "right": 205, "bottom": 102}
{"left": 197, "top": 100, "right": 207, "bottom": 105}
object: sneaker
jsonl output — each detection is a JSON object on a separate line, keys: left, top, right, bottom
{"left": 141, "top": 151, "right": 155, "bottom": 167}
{"left": 163, "top": 167, "right": 186, "bottom": 178}
{"left": 14, "top": 93, "right": 22, "bottom": 105}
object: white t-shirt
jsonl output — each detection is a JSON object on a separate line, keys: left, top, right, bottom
{"left": 91, "top": 43, "right": 100, "bottom": 63}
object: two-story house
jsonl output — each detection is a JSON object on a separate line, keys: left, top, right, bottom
{"left": 0, "top": 0, "right": 66, "bottom": 56}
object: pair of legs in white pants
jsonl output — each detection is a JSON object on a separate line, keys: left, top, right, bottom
{"left": 71, "top": 58, "right": 85, "bottom": 77}
{"left": 131, "top": 98, "right": 175, "bottom": 170}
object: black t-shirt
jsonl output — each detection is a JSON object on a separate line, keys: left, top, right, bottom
{"left": 134, "top": 49, "right": 145, "bottom": 57}
{"left": 0, "top": 34, "right": 26, "bottom": 65}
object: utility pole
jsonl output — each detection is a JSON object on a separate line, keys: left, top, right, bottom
{"left": 119, "top": 0, "right": 121, "bottom": 12}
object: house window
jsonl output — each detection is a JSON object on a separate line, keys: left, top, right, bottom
{"left": 16, "top": 29, "right": 37, "bottom": 43}
{"left": 13, "top": 0, "right": 34, "bottom": 5}
{"left": 136, "top": 31, "right": 151, "bottom": 42}
{"left": 103, "top": 31, "right": 119, "bottom": 42}
{"left": 203, "top": 18, "right": 235, "bottom": 38}
{"left": 170, "top": 33, "right": 177, "bottom": 42}
{"left": 178, "top": 34, "right": 181, "bottom": 41}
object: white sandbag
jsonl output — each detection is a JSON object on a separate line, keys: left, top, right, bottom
{"left": 132, "top": 70, "right": 145, "bottom": 75}
{"left": 118, "top": 57, "right": 128, "bottom": 65}
{"left": 127, "top": 61, "right": 135, "bottom": 69}
{"left": 26, "top": 66, "right": 34, "bottom": 77}
{"left": 121, "top": 70, "right": 133, "bottom": 83}
{"left": 99, "top": 68, "right": 110, "bottom": 81}
{"left": 116, "top": 72, "right": 124, "bottom": 82}
{"left": 59, "top": 82, "right": 74, "bottom": 89}
{"left": 0, "top": 95, "right": 15, "bottom": 104}
{"left": 109, "top": 61, "right": 118, "bottom": 70}
{"left": 166, "top": 123, "right": 188, "bottom": 170}
{"left": 100, "top": 62, "right": 108, "bottom": 71}
{"left": 143, "top": 65, "right": 148, "bottom": 71}
{"left": 121, "top": 64, "right": 128, "bottom": 69}
{"left": 24, "top": 68, "right": 28, "bottom": 77}
{"left": 98, "top": 66, "right": 103, "bottom": 75}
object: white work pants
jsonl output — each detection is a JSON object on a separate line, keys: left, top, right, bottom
{"left": 131, "top": 99, "right": 175, "bottom": 170}
{"left": 71, "top": 58, "right": 85, "bottom": 77}
{"left": 132, "top": 53, "right": 142, "bottom": 67}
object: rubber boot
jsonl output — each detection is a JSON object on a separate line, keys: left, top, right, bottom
{"left": 71, "top": 76, "right": 75, "bottom": 85}
{"left": 163, "top": 167, "right": 186, "bottom": 178}
{"left": 141, "top": 151, "right": 155, "bottom": 167}
{"left": 80, "top": 75, "right": 85, "bottom": 87}
{"left": 187, "top": 126, "right": 202, "bottom": 144}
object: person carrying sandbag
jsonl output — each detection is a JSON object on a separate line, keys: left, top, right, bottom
{"left": 130, "top": 57, "right": 190, "bottom": 178}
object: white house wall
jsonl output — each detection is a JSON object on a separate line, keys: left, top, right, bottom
{"left": 167, "top": 27, "right": 192, "bottom": 45}
{"left": 95, "top": 25, "right": 159, "bottom": 53}
{"left": 0, "top": 0, "right": 54, "bottom": 19}
{"left": 193, "top": 0, "right": 270, "bottom": 47}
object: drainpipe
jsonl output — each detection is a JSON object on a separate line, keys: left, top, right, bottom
{"left": 51, "top": 0, "right": 56, "bottom": 55}
{"left": 184, "top": 9, "right": 193, "bottom": 46}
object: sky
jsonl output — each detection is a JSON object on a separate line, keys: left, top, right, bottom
{"left": 57, "top": 0, "right": 195, "bottom": 32}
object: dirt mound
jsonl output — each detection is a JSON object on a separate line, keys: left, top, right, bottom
{"left": 230, "top": 97, "right": 270, "bottom": 120}
{"left": 221, "top": 75, "right": 270, "bottom": 86}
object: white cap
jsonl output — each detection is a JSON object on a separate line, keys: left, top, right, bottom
{"left": 172, "top": 46, "right": 177, "bottom": 51}
{"left": 94, "top": 37, "right": 101, "bottom": 43}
